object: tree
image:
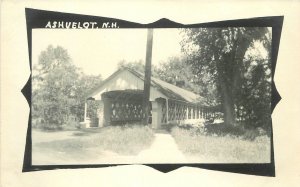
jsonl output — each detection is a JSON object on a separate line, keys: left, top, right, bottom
{"left": 155, "top": 56, "right": 218, "bottom": 105}
{"left": 33, "top": 45, "right": 79, "bottom": 129}
{"left": 155, "top": 56, "right": 196, "bottom": 90}
{"left": 117, "top": 59, "right": 146, "bottom": 73}
{"left": 181, "top": 27, "right": 271, "bottom": 127}
{"left": 75, "top": 73, "right": 103, "bottom": 121}
{"left": 32, "top": 45, "right": 103, "bottom": 129}
{"left": 236, "top": 43, "right": 272, "bottom": 130}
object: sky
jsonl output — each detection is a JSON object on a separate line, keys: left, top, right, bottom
{"left": 33, "top": 29, "right": 183, "bottom": 78}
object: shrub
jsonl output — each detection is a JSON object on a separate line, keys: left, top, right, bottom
{"left": 205, "top": 123, "right": 244, "bottom": 136}
{"left": 34, "top": 119, "right": 63, "bottom": 131}
{"left": 161, "top": 123, "right": 177, "bottom": 132}
{"left": 204, "top": 122, "right": 268, "bottom": 140}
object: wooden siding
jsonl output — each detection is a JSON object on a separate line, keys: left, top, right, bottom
{"left": 90, "top": 69, "right": 166, "bottom": 101}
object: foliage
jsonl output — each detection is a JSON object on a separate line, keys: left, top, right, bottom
{"left": 32, "top": 45, "right": 102, "bottom": 130}
{"left": 154, "top": 56, "right": 206, "bottom": 98}
{"left": 156, "top": 56, "right": 219, "bottom": 105}
{"left": 32, "top": 45, "right": 78, "bottom": 129}
{"left": 117, "top": 59, "right": 147, "bottom": 74}
{"left": 181, "top": 27, "right": 272, "bottom": 131}
{"left": 204, "top": 122, "right": 268, "bottom": 139}
{"left": 76, "top": 74, "right": 103, "bottom": 121}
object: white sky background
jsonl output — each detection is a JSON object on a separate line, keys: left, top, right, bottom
{"left": 33, "top": 29, "right": 183, "bottom": 78}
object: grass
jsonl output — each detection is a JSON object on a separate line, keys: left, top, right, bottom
{"left": 171, "top": 127, "right": 271, "bottom": 163}
{"left": 94, "top": 125, "right": 155, "bottom": 155}
{"left": 204, "top": 122, "right": 269, "bottom": 140}
{"left": 33, "top": 125, "right": 155, "bottom": 162}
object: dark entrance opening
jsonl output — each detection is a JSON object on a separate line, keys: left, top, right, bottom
{"left": 102, "top": 90, "right": 152, "bottom": 125}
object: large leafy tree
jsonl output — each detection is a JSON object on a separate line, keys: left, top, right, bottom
{"left": 181, "top": 27, "right": 271, "bottom": 127}
{"left": 32, "top": 45, "right": 102, "bottom": 129}
{"left": 33, "top": 45, "right": 79, "bottom": 129}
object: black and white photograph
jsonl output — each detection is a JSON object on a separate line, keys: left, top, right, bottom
{"left": 31, "top": 27, "right": 272, "bottom": 165}
{"left": 3, "top": 1, "right": 300, "bottom": 187}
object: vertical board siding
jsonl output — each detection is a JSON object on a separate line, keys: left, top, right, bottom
{"left": 91, "top": 69, "right": 166, "bottom": 101}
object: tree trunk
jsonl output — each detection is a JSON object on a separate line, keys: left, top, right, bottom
{"left": 219, "top": 71, "right": 236, "bottom": 127}
{"left": 216, "top": 63, "right": 236, "bottom": 126}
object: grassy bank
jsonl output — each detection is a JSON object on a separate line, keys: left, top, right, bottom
{"left": 171, "top": 127, "right": 270, "bottom": 163}
{"left": 34, "top": 125, "right": 155, "bottom": 158}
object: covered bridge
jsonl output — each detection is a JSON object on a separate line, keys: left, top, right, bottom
{"left": 82, "top": 68, "right": 218, "bottom": 129}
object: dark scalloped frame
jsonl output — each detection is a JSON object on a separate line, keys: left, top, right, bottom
{"left": 22, "top": 8, "right": 283, "bottom": 176}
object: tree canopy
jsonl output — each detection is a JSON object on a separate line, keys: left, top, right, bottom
{"left": 181, "top": 27, "right": 271, "bottom": 130}
{"left": 32, "top": 45, "right": 102, "bottom": 130}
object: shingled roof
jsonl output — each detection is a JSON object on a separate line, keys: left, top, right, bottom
{"left": 87, "top": 67, "right": 203, "bottom": 104}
